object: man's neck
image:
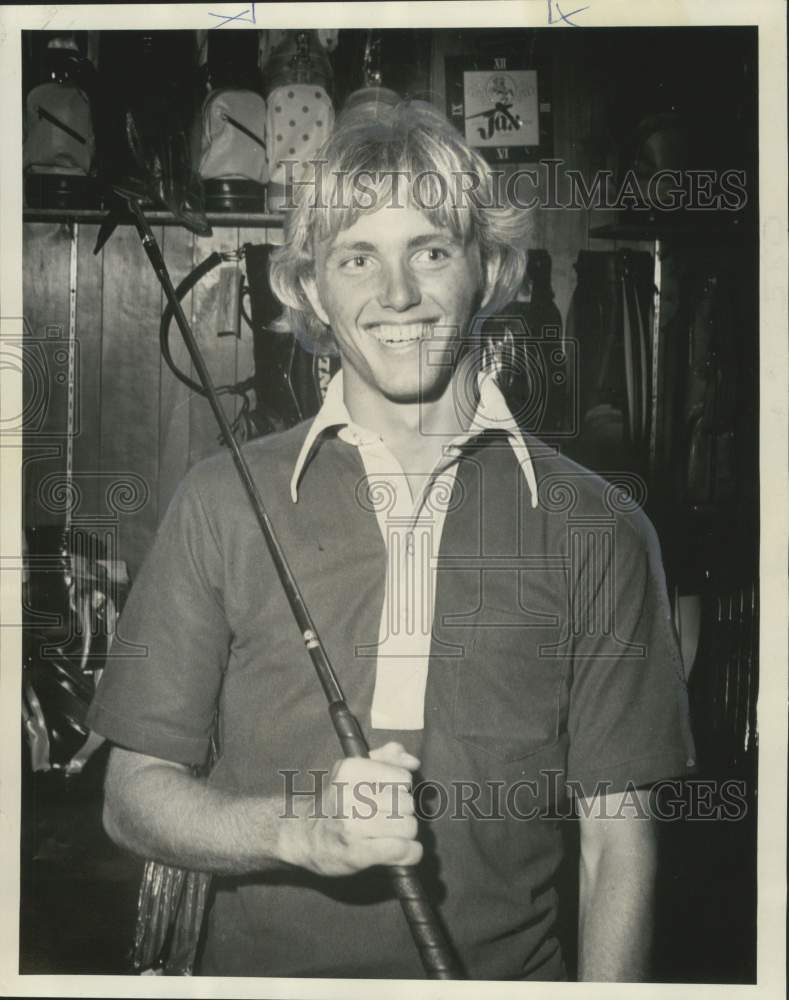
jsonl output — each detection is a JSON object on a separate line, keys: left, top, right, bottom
{"left": 342, "top": 355, "right": 480, "bottom": 476}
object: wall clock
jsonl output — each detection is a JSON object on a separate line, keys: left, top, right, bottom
{"left": 445, "top": 51, "right": 553, "bottom": 163}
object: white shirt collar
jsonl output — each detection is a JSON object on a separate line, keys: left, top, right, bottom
{"left": 290, "top": 367, "right": 539, "bottom": 508}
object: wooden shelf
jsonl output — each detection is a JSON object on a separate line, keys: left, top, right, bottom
{"left": 23, "top": 208, "right": 286, "bottom": 228}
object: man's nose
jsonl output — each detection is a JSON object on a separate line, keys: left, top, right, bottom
{"left": 378, "top": 260, "right": 421, "bottom": 312}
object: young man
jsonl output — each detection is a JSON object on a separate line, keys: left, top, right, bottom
{"left": 87, "top": 96, "right": 695, "bottom": 980}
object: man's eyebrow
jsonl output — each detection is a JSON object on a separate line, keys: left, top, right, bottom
{"left": 327, "top": 240, "right": 378, "bottom": 259}
{"left": 327, "top": 232, "right": 461, "bottom": 258}
{"left": 407, "top": 232, "right": 460, "bottom": 249}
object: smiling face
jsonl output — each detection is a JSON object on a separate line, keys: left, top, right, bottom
{"left": 300, "top": 199, "right": 487, "bottom": 412}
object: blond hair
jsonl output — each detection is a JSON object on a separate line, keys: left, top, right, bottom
{"left": 269, "top": 95, "right": 532, "bottom": 353}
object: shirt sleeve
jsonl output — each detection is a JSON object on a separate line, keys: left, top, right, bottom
{"left": 564, "top": 508, "right": 696, "bottom": 798}
{"left": 86, "top": 466, "right": 231, "bottom": 767}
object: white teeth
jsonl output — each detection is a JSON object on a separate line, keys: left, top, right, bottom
{"left": 371, "top": 323, "right": 433, "bottom": 345}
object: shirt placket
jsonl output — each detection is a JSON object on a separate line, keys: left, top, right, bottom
{"left": 345, "top": 429, "right": 456, "bottom": 730}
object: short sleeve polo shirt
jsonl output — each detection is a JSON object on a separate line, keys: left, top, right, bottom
{"left": 87, "top": 406, "right": 695, "bottom": 980}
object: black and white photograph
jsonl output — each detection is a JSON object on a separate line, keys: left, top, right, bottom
{"left": 0, "top": 2, "right": 786, "bottom": 997}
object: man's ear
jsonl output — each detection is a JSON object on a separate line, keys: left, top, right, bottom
{"left": 299, "top": 274, "right": 331, "bottom": 327}
{"left": 479, "top": 254, "right": 502, "bottom": 310}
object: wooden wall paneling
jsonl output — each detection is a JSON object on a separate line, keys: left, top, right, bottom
{"left": 539, "top": 32, "right": 593, "bottom": 446}
{"left": 585, "top": 68, "right": 619, "bottom": 260}
{"left": 157, "top": 225, "right": 196, "bottom": 522}
{"left": 541, "top": 30, "right": 591, "bottom": 327}
{"left": 73, "top": 225, "right": 104, "bottom": 522}
{"left": 585, "top": 47, "right": 619, "bottom": 254}
{"left": 428, "top": 29, "right": 449, "bottom": 112}
{"left": 22, "top": 223, "right": 72, "bottom": 528}
{"left": 264, "top": 223, "right": 285, "bottom": 249}
{"left": 99, "top": 225, "right": 163, "bottom": 578}
{"left": 187, "top": 227, "right": 242, "bottom": 469}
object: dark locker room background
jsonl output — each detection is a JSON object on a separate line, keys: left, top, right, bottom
{"left": 20, "top": 26, "right": 758, "bottom": 980}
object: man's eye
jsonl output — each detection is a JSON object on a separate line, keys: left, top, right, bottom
{"left": 414, "top": 247, "right": 450, "bottom": 265}
{"left": 341, "top": 255, "right": 371, "bottom": 270}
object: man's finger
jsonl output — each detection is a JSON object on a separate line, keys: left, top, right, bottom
{"left": 368, "top": 741, "right": 421, "bottom": 770}
{"left": 354, "top": 836, "right": 424, "bottom": 869}
{"left": 333, "top": 757, "right": 414, "bottom": 790}
{"left": 352, "top": 812, "right": 418, "bottom": 842}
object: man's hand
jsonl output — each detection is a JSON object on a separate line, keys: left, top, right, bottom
{"left": 281, "top": 741, "right": 423, "bottom": 876}
{"left": 102, "top": 742, "right": 421, "bottom": 879}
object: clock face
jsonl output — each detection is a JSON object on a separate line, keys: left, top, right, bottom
{"left": 446, "top": 54, "right": 552, "bottom": 164}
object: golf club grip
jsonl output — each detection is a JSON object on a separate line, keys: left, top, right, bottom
{"left": 329, "top": 702, "right": 463, "bottom": 979}
{"left": 388, "top": 866, "right": 462, "bottom": 979}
